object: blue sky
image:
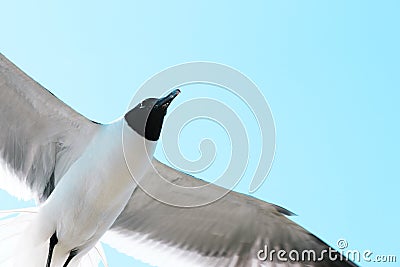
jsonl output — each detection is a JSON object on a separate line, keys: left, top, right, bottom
{"left": 1, "top": 1, "right": 399, "bottom": 266}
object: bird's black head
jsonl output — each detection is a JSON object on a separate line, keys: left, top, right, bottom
{"left": 125, "top": 89, "right": 180, "bottom": 141}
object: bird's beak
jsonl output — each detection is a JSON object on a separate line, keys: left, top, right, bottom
{"left": 156, "top": 89, "right": 181, "bottom": 108}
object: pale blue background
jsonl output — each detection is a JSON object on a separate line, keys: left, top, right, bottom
{"left": 0, "top": 1, "right": 399, "bottom": 266}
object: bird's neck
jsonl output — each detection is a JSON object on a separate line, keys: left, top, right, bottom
{"left": 121, "top": 119, "right": 157, "bottom": 181}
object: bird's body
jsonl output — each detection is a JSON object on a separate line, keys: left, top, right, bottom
{"left": 13, "top": 120, "right": 156, "bottom": 266}
{"left": 0, "top": 53, "right": 357, "bottom": 267}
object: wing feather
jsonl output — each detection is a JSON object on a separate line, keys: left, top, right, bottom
{"left": 104, "top": 159, "right": 357, "bottom": 267}
{"left": 0, "top": 53, "right": 99, "bottom": 202}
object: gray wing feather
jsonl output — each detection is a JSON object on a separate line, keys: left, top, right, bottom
{"left": 104, "top": 159, "right": 357, "bottom": 267}
{"left": 0, "top": 53, "right": 99, "bottom": 202}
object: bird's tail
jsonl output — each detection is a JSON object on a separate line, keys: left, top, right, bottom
{"left": 0, "top": 208, "right": 108, "bottom": 267}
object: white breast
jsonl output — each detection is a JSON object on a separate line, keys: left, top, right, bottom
{"left": 38, "top": 118, "right": 157, "bottom": 255}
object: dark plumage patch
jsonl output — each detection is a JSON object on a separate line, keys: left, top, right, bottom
{"left": 41, "top": 171, "right": 55, "bottom": 202}
{"left": 271, "top": 203, "right": 297, "bottom": 216}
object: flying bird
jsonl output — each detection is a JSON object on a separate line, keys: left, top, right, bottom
{"left": 0, "top": 53, "right": 357, "bottom": 267}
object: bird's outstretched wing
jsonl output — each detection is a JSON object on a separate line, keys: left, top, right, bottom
{"left": 0, "top": 53, "right": 100, "bottom": 202}
{"left": 103, "top": 159, "right": 357, "bottom": 267}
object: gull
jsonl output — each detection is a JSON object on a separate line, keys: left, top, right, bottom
{"left": 0, "top": 53, "right": 357, "bottom": 267}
